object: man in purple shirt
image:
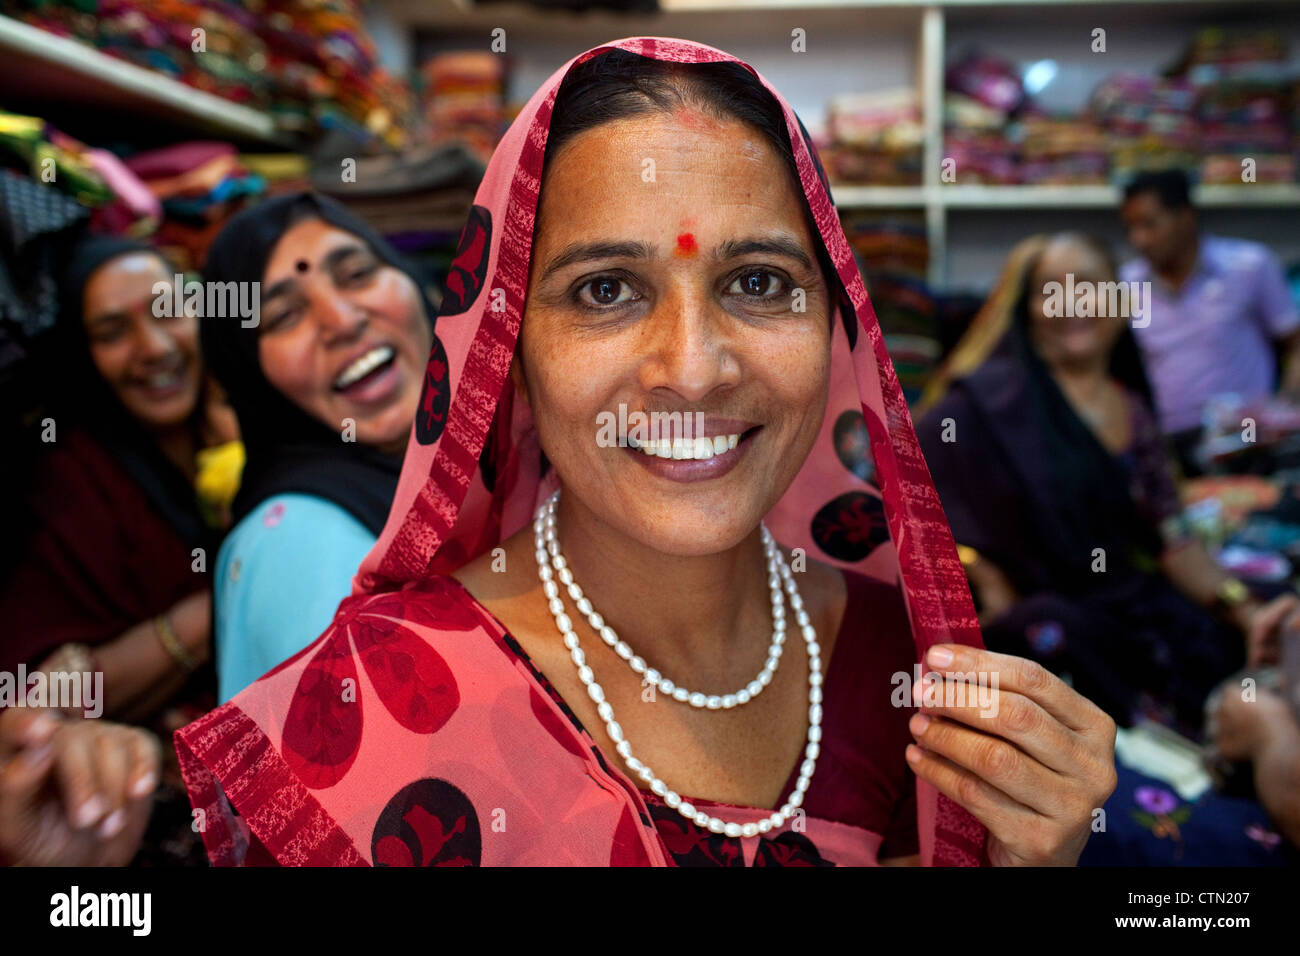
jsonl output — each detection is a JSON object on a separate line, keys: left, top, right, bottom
{"left": 1120, "top": 169, "right": 1300, "bottom": 472}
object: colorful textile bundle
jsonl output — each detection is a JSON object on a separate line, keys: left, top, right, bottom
{"left": 0, "top": 110, "right": 159, "bottom": 234}
{"left": 0, "top": 0, "right": 417, "bottom": 146}
{"left": 839, "top": 213, "right": 938, "bottom": 404}
{"left": 823, "top": 89, "right": 923, "bottom": 186}
{"left": 124, "top": 141, "right": 266, "bottom": 270}
{"left": 420, "top": 51, "right": 506, "bottom": 164}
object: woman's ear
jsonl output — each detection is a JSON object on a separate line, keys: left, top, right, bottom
{"left": 510, "top": 353, "right": 530, "bottom": 407}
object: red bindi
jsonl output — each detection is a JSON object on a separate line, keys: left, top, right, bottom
{"left": 675, "top": 233, "right": 697, "bottom": 257}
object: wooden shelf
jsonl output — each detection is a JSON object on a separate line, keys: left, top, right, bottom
{"left": 0, "top": 15, "right": 284, "bottom": 145}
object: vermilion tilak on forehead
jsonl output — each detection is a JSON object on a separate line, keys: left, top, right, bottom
{"left": 675, "top": 233, "right": 697, "bottom": 257}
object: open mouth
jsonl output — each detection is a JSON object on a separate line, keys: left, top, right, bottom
{"left": 333, "top": 345, "right": 396, "bottom": 393}
{"left": 131, "top": 357, "right": 189, "bottom": 395}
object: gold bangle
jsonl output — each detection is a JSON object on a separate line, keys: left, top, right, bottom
{"left": 153, "top": 613, "right": 199, "bottom": 674}
{"left": 955, "top": 544, "right": 981, "bottom": 568}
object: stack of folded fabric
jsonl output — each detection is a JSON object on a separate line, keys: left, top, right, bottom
{"left": 421, "top": 51, "right": 506, "bottom": 165}
{"left": 1014, "top": 111, "right": 1109, "bottom": 185}
{"left": 943, "top": 91, "right": 1017, "bottom": 184}
{"left": 125, "top": 141, "right": 266, "bottom": 270}
{"left": 823, "top": 89, "right": 923, "bottom": 186}
{"left": 1090, "top": 72, "right": 1199, "bottom": 184}
{"left": 0, "top": 0, "right": 417, "bottom": 146}
{"left": 839, "top": 213, "right": 939, "bottom": 404}
{"left": 1179, "top": 29, "right": 1294, "bottom": 185}
{"left": 0, "top": 110, "right": 159, "bottom": 235}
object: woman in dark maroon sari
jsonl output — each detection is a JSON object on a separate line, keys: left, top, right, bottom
{"left": 0, "top": 237, "right": 231, "bottom": 864}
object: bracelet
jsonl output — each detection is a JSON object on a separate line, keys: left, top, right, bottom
{"left": 153, "top": 613, "right": 199, "bottom": 674}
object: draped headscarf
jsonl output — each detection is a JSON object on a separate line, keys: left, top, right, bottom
{"left": 201, "top": 192, "right": 445, "bottom": 535}
{"left": 177, "top": 37, "right": 988, "bottom": 867}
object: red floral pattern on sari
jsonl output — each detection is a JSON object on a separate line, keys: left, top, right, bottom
{"left": 281, "top": 590, "right": 462, "bottom": 789}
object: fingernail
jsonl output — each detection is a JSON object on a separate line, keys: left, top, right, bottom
{"left": 98, "top": 809, "right": 126, "bottom": 839}
{"left": 928, "top": 646, "right": 954, "bottom": 668}
{"left": 911, "top": 713, "right": 931, "bottom": 735}
{"left": 906, "top": 744, "right": 923, "bottom": 764}
{"left": 131, "top": 773, "right": 157, "bottom": 798}
{"left": 76, "top": 796, "right": 105, "bottom": 828}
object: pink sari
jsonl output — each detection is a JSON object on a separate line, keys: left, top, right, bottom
{"left": 176, "top": 36, "right": 989, "bottom": 867}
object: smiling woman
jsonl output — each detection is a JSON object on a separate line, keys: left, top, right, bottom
{"left": 197, "top": 194, "right": 439, "bottom": 701}
{"left": 172, "top": 37, "right": 1118, "bottom": 868}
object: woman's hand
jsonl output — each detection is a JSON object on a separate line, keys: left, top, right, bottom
{"left": 0, "top": 707, "right": 159, "bottom": 866}
{"left": 906, "top": 645, "right": 1117, "bottom": 866}
{"left": 1236, "top": 593, "right": 1300, "bottom": 669}
{"left": 1208, "top": 683, "right": 1291, "bottom": 762}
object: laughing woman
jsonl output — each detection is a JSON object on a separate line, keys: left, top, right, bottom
{"left": 198, "top": 194, "right": 438, "bottom": 702}
{"left": 165, "top": 39, "right": 1117, "bottom": 867}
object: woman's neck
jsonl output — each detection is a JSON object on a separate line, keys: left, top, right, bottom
{"left": 151, "top": 423, "right": 199, "bottom": 482}
{"left": 552, "top": 490, "right": 774, "bottom": 681}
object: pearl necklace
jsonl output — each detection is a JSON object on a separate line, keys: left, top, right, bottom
{"left": 532, "top": 489, "right": 823, "bottom": 837}
{"left": 537, "top": 493, "right": 791, "bottom": 709}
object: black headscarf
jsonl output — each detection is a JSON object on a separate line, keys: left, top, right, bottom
{"left": 201, "top": 192, "right": 436, "bottom": 535}
{"left": 998, "top": 271, "right": 1163, "bottom": 580}
{"left": 48, "top": 235, "right": 209, "bottom": 550}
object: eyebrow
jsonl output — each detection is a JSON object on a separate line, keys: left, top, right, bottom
{"left": 538, "top": 233, "right": 813, "bottom": 282}
{"left": 262, "top": 243, "right": 372, "bottom": 302}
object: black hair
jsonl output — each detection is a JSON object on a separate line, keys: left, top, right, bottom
{"left": 1122, "top": 168, "right": 1193, "bottom": 212}
{"left": 542, "top": 48, "right": 838, "bottom": 299}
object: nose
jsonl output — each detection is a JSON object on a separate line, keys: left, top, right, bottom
{"left": 130, "top": 314, "right": 174, "bottom": 363}
{"left": 636, "top": 289, "right": 740, "bottom": 403}
{"left": 309, "top": 285, "right": 367, "bottom": 343}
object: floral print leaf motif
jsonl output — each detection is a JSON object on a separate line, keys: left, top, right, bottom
{"left": 753, "top": 830, "right": 835, "bottom": 867}
{"left": 282, "top": 624, "right": 365, "bottom": 790}
{"left": 811, "top": 491, "right": 890, "bottom": 562}
{"left": 414, "top": 334, "right": 451, "bottom": 446}
{"left": 280, "top": 588, "right": 466, "bottom": 788}
{"left": 350, "top": 592, "right": 462, "bottom": 735}
{"left": 372, "top": 778, "right": 481, "bottom": 867}
{"left": 646, "top": 804, "right": 744, "bottom": 867}
{"left": 439, "top": 204, "right": 492, "bottom": 316}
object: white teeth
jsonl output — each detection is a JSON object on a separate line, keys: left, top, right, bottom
{"left": 627, "top": 433, "right": 744, "bottom": 460}
{"left": 147, "top": 371, "right": 180, "bottom": 388}
{"left": 334, "top": 346, "right": 395, "bottom": 389}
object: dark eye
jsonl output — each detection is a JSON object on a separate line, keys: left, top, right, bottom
{"left": 728, "top": 269, "right": 786, "bottom": 298}
{"left": 576, "top": 276, "right": 637, "bottom": 309}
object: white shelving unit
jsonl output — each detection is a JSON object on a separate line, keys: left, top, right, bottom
{"left": 381, "top": 0, "right": 1300, "bottom": 290}
{"left": 0, "top": 14, "right": 284, "bottom": 145}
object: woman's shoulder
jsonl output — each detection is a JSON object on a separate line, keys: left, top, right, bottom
{"left": 223, "top": 492, "right": 374, "bottom": 555}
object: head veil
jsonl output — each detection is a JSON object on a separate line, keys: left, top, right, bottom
{"left": 179, "top": 37, "right": 988, "bottom": 867}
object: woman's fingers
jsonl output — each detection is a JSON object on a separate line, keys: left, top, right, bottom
{"left": 904, "top": 741, "right": 1037, "bottom": 845}
{"left": 126, "top": 728, "right": 161, "bottom": 801}
{"left": 908, "top": 711, "right": 1065, "bottom": 813}
{"left": 54, "top": 723, "right": 109, "bottom": 832}
{"left": 924, "top": 645, "right": 1110, "bottom": 736}
{"left": 911, "top": 671, "right": 1082, "bottom": 776}
{"left": 91, "top": 729, "right": 132, "bottom": 839}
